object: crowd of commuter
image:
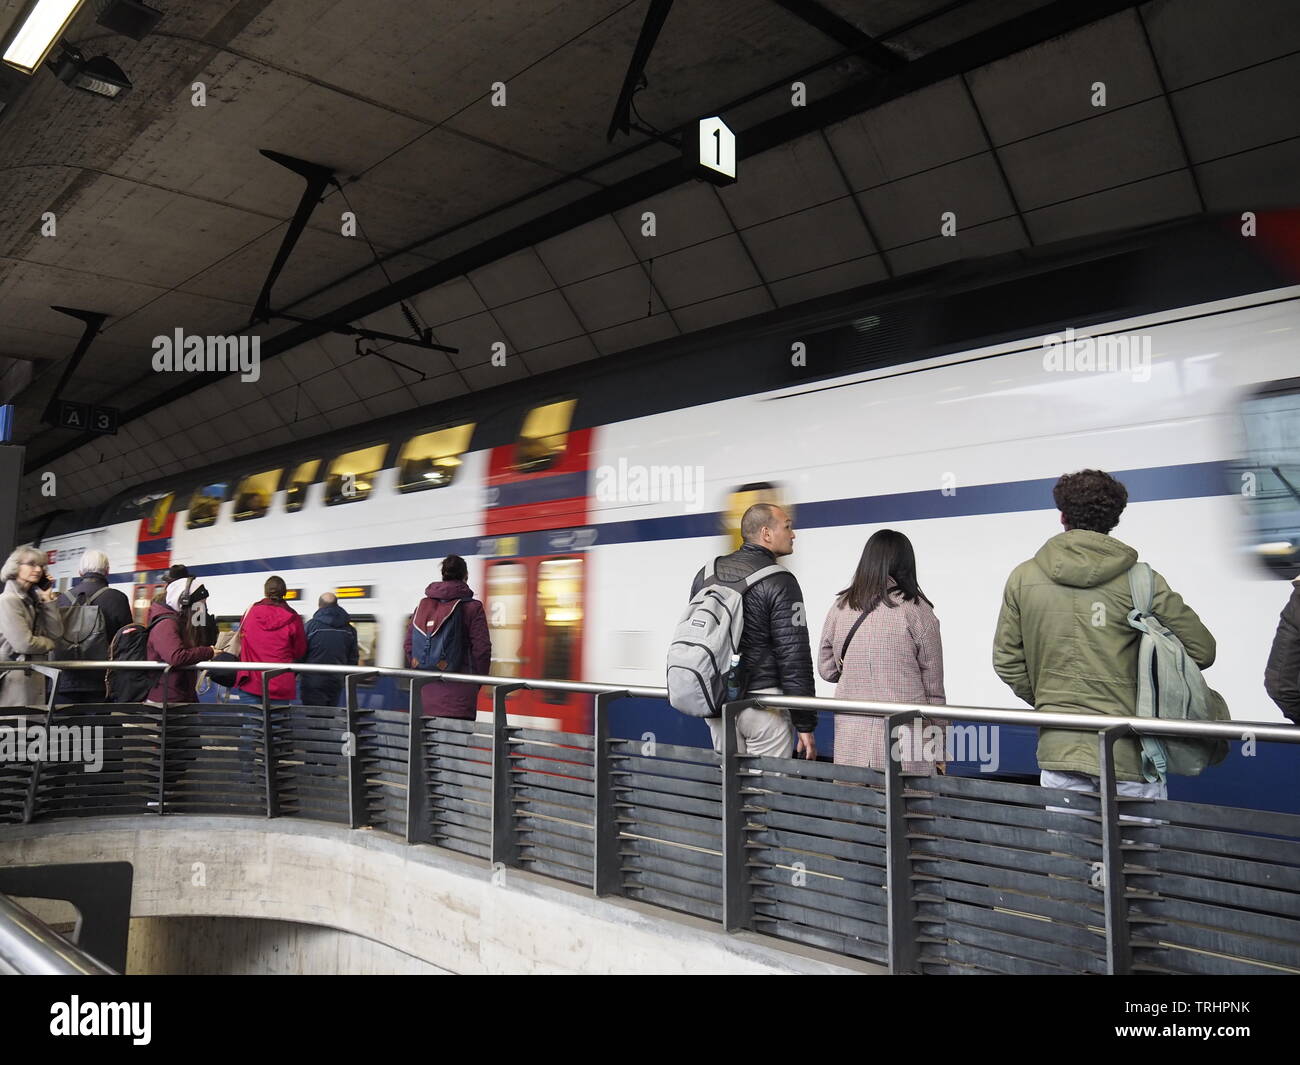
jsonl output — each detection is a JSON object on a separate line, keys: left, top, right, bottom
{"left": 1, "top": 469, "right": 1299, "bottom": 787}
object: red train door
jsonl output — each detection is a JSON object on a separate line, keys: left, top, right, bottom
{"left": 477, "top": 400, "right": 593, "bottom": 733}
{"left": 482, "top": 555, "right": 587, "bottom": 733}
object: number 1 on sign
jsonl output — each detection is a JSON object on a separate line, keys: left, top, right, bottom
{"left": 713, "top": 127, "right": 720, "bottom": 165}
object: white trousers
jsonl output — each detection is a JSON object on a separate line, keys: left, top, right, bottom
{"left": 1042, "top": 769, "right": 1166, "bottom": 824}
{"left": 705, "top": 688, "right": 795, "bottom": 759}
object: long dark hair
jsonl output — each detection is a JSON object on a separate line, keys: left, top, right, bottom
{"left": 837, "top": 529, "right": 933, "bottom": 615}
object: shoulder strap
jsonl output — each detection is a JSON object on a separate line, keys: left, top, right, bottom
{"left": 1128, "top": 562, "right": 1154, "bottom": 615}
{"left": 840, "top": 609, "right": 869, "bottom": 662}
{"left": 88, "top": 586, "right": 111, "bottom": 605}
{"left": 742, "top": 564, "right": 784, "bottom": 590}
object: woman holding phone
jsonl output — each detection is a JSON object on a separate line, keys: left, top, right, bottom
{"left": 0, "top": 545, "right": 65, "bottom": 707}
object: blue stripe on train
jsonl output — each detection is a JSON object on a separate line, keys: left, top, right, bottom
{"left": 108, "top": 459, "right": 1232, "bottom": 583}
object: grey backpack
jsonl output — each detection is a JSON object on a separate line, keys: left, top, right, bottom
{"left": 1127, "top": 562, "right": 1229, "bottom": 782}
{"left": 666, "top": 558, "right": 783, "bottom": 717}
{"left": 58, "top": 586, "right": 111, "bottom": 663}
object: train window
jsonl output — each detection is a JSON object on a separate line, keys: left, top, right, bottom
{"left": 325, "top": 444, "right": 387, "bottom": 506}
{"left": 397, "top": 423, "right": 474, "bottom": 493}
{"left": 537, "top": 558, "right": 582, "bottom": 705}
{"left": 513, "top": 399, "right": 577, "bottom": 474}
{"left": 113, "top": 490, "right": 172, "bottom": 525}
{"left": 350, "top": 616, "right": 379, "bottom": 670}
{"left": 724, "top": 481, "right": 786, "bottom": 550}
{"left": 285, "top": 459, "right": 320, "bottom": 513}
{"left": 486, "top": 562, "right": 527, "bottom": 679}
{"left": 186, "top": 483, "right": 226, "bottom": 529}
{"left": 232, "top": 468, "right": 283, "bottom": 521}
{"left": 146, "top": 493, "right": 174, "bottom": 536}
{"left": 1237, "top": 379, "right": 1300, "bottom": 579}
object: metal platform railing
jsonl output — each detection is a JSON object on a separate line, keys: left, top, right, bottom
{"left": 2, "top": 659, "right": 1299, "bottom": 975}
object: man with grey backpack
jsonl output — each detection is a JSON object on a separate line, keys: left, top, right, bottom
{"left": 55, "top": 550, "right": 133, "bottom": 704}
{"left": 993, "top": 469, "right": 1219, "bottom": 801}
{"left": 668, "top": 503, "right": 817, "bottom": 760}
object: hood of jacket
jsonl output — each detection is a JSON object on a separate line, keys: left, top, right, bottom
{"left": 311, "top": 604, "right": 351, "bottom": 628}
{"left": 249, "top": 599, "right": 300, "bottom": 630}
{"left": 1033, "top": 529, "right": 1137, "bottom": 589}
{"left": 146, "top": 601, "right": 177, "bottom": 623}
{"left": 424, "top": 580, "right": 473, "bottom": 601}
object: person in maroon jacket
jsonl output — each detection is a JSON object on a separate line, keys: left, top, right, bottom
{"left": 145, "top": 577, "right": 215, "bottom": 705}
{"left": 233, "top": 576, "right": 308, "bottom": 704}
{"left": 404, "top": 555, "right": 491, "bottom": 718}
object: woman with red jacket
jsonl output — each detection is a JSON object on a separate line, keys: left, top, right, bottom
{"left": 404, "top": 555, "right": 491, "bottom": 718}
{"left": 233, "top": 576, "right": 308, "bottom": 704}
{"left": 145, "top": 577, "right": 215, "bottom": 705}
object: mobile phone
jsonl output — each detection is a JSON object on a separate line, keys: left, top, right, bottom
{"left": 36, "top": 575, "right": 53, "bottom": 591}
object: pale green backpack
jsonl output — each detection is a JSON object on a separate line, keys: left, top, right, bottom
{"left": 1127, "top": 562, "right": 1229, "bottom": 783}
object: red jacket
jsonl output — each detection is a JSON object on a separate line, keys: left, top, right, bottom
{"left": 146, "top": 602, "right": 213, "bottom": 704}
{"left": 403, "top": 581, "right": 491, "bottom": 718}
{"left": 235, "top": 599, "right": 307, "bottom": 700}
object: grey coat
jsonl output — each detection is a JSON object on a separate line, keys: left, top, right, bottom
{"left": 0, "top": 580, "right": 64, "bottom": 708}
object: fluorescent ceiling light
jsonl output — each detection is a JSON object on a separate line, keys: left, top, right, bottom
{"left": 2, "top": 0, "right": 87, "bottom": 75}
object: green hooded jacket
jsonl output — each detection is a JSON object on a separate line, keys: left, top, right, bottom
{"left": 993, "top": 529, "right": 1216, "bottom": 782}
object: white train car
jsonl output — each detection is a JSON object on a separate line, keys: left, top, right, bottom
{"left": 33, "top": 220, "right": 1300, "bottom": 807}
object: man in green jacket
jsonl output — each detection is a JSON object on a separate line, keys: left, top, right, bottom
{"left": 993, "top": 469, "right": 1216, "bottom": 800}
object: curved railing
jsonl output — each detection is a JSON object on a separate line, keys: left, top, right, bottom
{"left": 1, "top": 660, "right": 1298, "bottom": 975}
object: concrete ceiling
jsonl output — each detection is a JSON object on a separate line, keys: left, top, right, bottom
{"left": 2, "top": 0, "right": 1298, "bottom": 521}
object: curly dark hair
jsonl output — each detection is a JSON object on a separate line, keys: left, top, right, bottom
{"left": 1053, "top": 469, "right": 1128, "bottom": 534}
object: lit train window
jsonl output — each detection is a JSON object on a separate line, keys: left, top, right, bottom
{"left": 724, "top": 481, "right": 786, "bottom": 551}
{"left": 486, "top": 562, "right": 527, "bottom": 679}
{"left": 398, "top": 423, "right": 474, "bottom": 493}
{"left": 186, "top": 482, "right": 227, "bottom": 529}
{"left": 351, "top": 616, "right": 379, "bottom": 670}
{"left": 537, "top": 558, "right": 582, "bottom": 705}
{"left": 1236, "top": 378, "right": 1300, "bottom": 579}
{"left": 513, "top": 399, "right": 576, "bottom": 474}
{"left": 285, "top": 459, "right": 320, "bottom": 513}
{"left": 232, "top": 468, "right": 282, "bottom": 521}
{"left": 146, "top": 493, "right": 174, "bottom": 535}
{"left": 325, "top": 444, "right": 387, "bottom": 506}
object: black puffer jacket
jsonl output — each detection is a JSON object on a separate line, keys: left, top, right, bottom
{"left": 690, "top": 543, "right": 816, "bottom": 733}
{"left": 1265, "top": 581, "right": 1300, "bottom": 724}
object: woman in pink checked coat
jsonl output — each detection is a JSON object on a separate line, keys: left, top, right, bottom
{"left": 817, "top": 529, "right": 946, "bottom": 774}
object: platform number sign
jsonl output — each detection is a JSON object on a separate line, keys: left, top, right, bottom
{"left": 690, "top": 116, "right": 736, "bottom": 186}
{"left": 55, "top": 400, "right": 118, "bottom": 435}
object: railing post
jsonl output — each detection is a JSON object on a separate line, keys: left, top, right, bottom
{"left": 593, "top": 689, "right": 629, "bottom": 897}
{"left": 1098, "top": 724, "right": 1133, "bottom": 975}
{"left": 491, "top": 684, "right": 525, "bottom": 870}
{"left": 344, "top": 670, "right": 378, "bottom": 830}
{"left": 406, "top": 677, "right": 435, "bottom": 845}
{"left": 21, "top": 667, "right": 58, "bottom": 825}
{"left": 156, "top": 680, "right": 167, "bottom": 816}
{"left": 884, "top": 709, "right": 921, "bottom": 974}
{"left": 261, "top": 668, "right": 290, "bottom": 819}
{"left": 722, "top": 698, "right": 757, "bottom": 933}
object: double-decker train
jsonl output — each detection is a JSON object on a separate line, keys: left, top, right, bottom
{"left": 29, "top": 213, "right": 1300, "bottom": 811}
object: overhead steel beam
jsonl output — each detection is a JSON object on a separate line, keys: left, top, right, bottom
{"left": 250, "top": 150, "right": 337, "bottom": 326}
{"left": 605, "top": 0, "right": 676, "bottom": 142}
{"left": 770, "top": 0, "right": 904, "bottom": 72}
{"left": 38, "top": 306, "right": 109, "bottom": 426}
{"left": 26, "top": 0, "right": 1143, "bottom": 474}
